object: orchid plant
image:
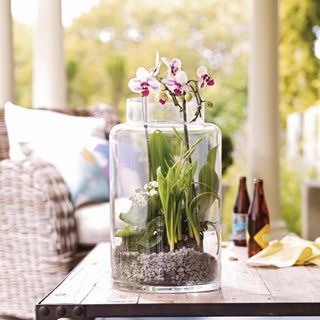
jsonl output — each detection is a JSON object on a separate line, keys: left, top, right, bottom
{"left": 117, "top": 53, "right": 219, "bottom": 253}
{"left": 128, "top": 53, "right": 215, "bottom": 176}
{"left": 128, "top": 52, "right": 215, "bottom": 123}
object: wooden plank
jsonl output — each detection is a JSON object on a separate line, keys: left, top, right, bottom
{"left": 41, "top": 243, "right": 108, "bottom": 304}
{"left": 221, "top": 244, "right": 273, "bottom": 302}
{"left": 307, "top": 265, "right": 320, "bottom": 280}
{"left": 256, "top": 265, "right": 320, "bottom": 302}
{"left": 82, "top": 271, "right": 139, "bottom": 304}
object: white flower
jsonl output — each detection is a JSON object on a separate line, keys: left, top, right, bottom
{"left": 149, "top": 189, "right": 158, "bottom": 197}
{"left": 150, "top": 181, "right": 158, "bottom": 188}
{"left": 137, "top": 198, "right": 147, "bottom": 207}
{"left": 144, "top": 181, "right": 159, "bottom": 190}
{"left": 128, "top": 67, "right": 161, "bottom": 97}
{"left": 133, "top": 192, "right": 147, "bottom": 207}
{"left": 197, "top": 66, "right": 215, "bottom": 90}
{"left": 164, "top": 70, "right": 188, "bottom": 96}
{"left": 161, "top": 57, "right": 182, "bottom": 76}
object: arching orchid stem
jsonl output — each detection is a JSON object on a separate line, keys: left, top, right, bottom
{"left": 160, "top": 81, "right": 184, "bottom": 112}
{"left": 182, "top": 99, "right": 197, "bottom": 201}
{"left": 187, "top": 81, "right": 204, "bottom": 122}
{"left": 142, "top": 96, "right": 153, "bottom": 181}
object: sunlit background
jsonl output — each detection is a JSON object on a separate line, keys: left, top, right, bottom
{"left": 8, "top": 0, "right": 320, "bottom": 238}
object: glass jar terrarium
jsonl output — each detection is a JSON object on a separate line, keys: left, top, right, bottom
{"left": 109, "top": 98, "right": 222, "bottom": 293}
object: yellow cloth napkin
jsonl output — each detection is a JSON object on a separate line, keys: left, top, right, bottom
{"left": 247, "top": 235, "right": 320, "bottom": 267}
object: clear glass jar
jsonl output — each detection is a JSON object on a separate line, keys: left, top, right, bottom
{"left": 109, "top": 98, "right": 222, "bottom": 293}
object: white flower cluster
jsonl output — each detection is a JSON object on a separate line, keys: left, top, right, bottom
{"left": 132, "top": 192, "right": 148, "bottom": 207}
{"left": 131, "top": 181, "right": 159, "bottom": 207}
{"left": 144, "top": 180, "right": 159, "bottom": 197}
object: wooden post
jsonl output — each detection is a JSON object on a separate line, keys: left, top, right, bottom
{"left": 0, "top": 0, "right": 14, "bottom": 107}
{"left": 248, "top": 0, "right": 286, "bottom": 238}
{"left": 32, "top": 0, "right": 67, "bottom": 109}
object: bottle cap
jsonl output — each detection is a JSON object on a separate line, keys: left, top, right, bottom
{"left": 253, "top": 178, "right": 263, "bottom": 184}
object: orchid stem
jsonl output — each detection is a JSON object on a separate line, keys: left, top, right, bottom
{"left": 182, "top": 99, "right": 191, "bottom": 152}
{"left": 182, "top": 99, "right": 197, "bottom": 201}
{"left": 142, "top": 97, "right": 153, "bottom": 182}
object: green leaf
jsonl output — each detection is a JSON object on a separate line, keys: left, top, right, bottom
{"left": 149, "top": 130, "right": 174, "bottom": 180}
{"left": 172, "top": 127, "right": 185, "bottom": 144}
{"left": 156, "top": 168, "right": 167, "bottom": 207}
{"left": 195, "top": 145, "right": 221, "bottom": 217}
{"left": 119, "top": 205, "right": 147, "bottom": 227}
{"left": 172, "top": 127, "right": 188, "bottom": 155}
{"left": 137, "top": 216, "right": 164, "bottom": 248}
{"left": 199, "top": 163, "right": 219, "bottom": 194}
{"left": 147, "top": 194, "right": 161, "bottom": 219}
{"left": 191, "top": 161, "right": 197, "bottom": 175}
{"left": 207, "top": 145, "right": 218, "bottom": 168}
{"left": 116, "top": 225, "right": 144, "bottom": 238}
{"left": 191, "top": 191, "right": 218, "bottom": 217}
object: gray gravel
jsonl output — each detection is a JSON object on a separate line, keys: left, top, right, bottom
{"left": 112, "top": 246, "right": 218, "bottom": 286}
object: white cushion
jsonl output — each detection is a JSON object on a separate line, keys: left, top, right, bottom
{"left": 75, "top": 202, "right": 110, "bottom": 246}
{"left": 4, "top": 102, "right": 105, "bottom": 159}
{"left": 75, "top": 198, "right": 132, "bottom": 246}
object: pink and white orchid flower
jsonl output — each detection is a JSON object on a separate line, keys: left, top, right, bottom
{"left": 164, "top": 70, "right": 188, "bottom": 96}
{"left": 161, "top": 57, "right": 182, "bottom": 76}
{"left": 128, "top": 67, "right": 160, "bottom": 97}
{"left": 197, "top": 66, "right": 215, "bottom": 90}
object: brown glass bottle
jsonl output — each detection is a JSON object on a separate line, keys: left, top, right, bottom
{"left": 247, "top": 179, "right": 270, "bottom": 257}
{"left": 232, "top": 177, "right": 250, "bottom": 246}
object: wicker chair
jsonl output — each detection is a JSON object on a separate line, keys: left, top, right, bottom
{"left": 0, "top": 106, "right": 118, "bottom": 319}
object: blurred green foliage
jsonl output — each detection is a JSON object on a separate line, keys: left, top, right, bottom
{"left": 278, "top": 0, "right": 320, "bottom": 235}
{"left": 279, "top": 0, "right": 320, "bottom": 126}
{"left": 14, "top": 0, "right": 320, "bottom": 127}
{"left": 14, "top": 0, "right": 249, "bottom": 131}
{"left": 280, "top": 159, "right": 302, "bottom": 235}
{"left": 13, "top": 0, "right": 248, "bottom": 177}
{"left": 221, "top": 134, "right": 233, "bottom": 176}
{"left": 105, "top": 54, "right": 127, "bottom": 111}
{"left": 13, "top": 22, "right": 32, "bottom": 107}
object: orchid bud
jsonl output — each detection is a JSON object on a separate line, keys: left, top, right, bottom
{"left": 157, "top": 91, "right": 168, "bottom": 105}
{"left": 159, "top": 91, "right": 167, "bottom": 100}
{"left": 185, "top": 92, "right": 193, "bottom": 102}
{"left": 205, "top": 101, "right": 213, "bottom": 108}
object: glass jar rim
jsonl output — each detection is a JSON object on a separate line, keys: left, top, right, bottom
{"left": 126, "top": 97, "right": 204, "bottom": 124}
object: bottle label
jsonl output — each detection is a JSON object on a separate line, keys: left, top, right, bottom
{"left": 253, "top": 224, "right": 270, "bottom": 249}
{"left": 232, "top": 213, "right": 247, "bottom": 241}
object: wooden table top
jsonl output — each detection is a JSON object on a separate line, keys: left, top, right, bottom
{"left": 36, "top": 242, "right": 320, "bottom": 319}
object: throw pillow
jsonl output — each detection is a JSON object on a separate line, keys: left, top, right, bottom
{"left": 21, "top": 137, "right": 110, "bottom": 207}
{"left": 4, "top": 102, "right": 105, "bottom": 159}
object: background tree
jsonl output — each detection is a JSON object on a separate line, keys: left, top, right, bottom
{"left": 279, "top": 0, "right": 320, "bottom": 125}
{"left": 105, "top": 54, "right": 127, "bottom": 112}
{"left": 64, "top": 0, "right": 249, "bottom": 132}
{"left": 13, "top": 21, "right": 32, "bottom": 107}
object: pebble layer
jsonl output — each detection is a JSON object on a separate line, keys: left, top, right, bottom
{"left": 113, "top": 247, "right": 218, "bottom": 286}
